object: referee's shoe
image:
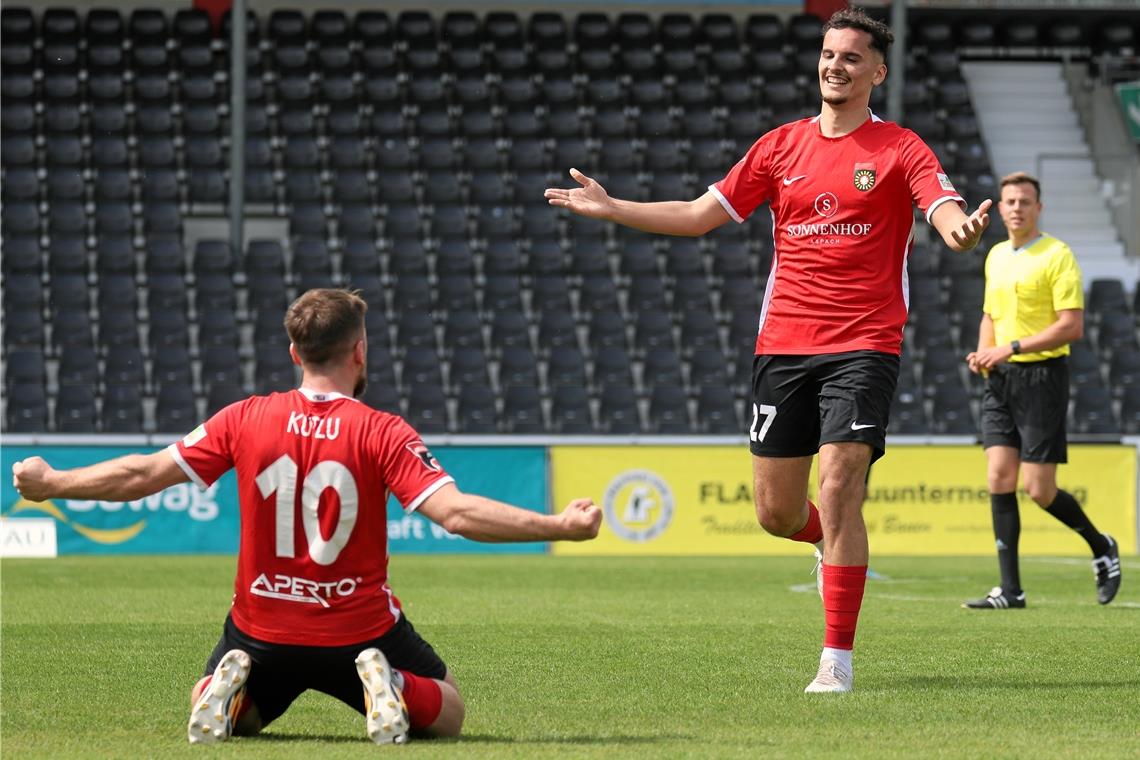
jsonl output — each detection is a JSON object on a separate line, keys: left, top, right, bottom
{"left": 963, "top": 587, "right": 1026, "bottom": 609}
{"left": 1092, "top": 535, "right": 1122, "bottom": 605}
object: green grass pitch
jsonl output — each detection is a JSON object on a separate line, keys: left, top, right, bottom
{"left": 3, "top": 554, "right": 1138, "bottom": 759}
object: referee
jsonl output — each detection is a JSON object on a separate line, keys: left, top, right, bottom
{"left": 964, "top": 171, "right": 1121, "bottom": 609}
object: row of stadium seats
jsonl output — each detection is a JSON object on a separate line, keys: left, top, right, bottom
{"left": 1, "top": 6, "right": 1137, "bottom": 436}
{"left": 2, "top": 6, "right": 1134, "bottom": 54}
{"left": 4, "top": 232, "right": 1139, "bottom": 434}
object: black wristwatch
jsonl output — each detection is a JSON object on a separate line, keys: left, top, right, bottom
{"left": 1010, "top": 340, "right": 1021, "bottom": 355}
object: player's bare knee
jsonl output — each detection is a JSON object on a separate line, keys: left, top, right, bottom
{"left": 754, "top": 500, "right": 802, "bottom": 536}
{"left": 817, "top": 478, "right": 864, "bottom": 513}
{"left": 1026, "top": 483, "right": 1056, "bottom": 508}
{"left": 986, "top": 466, "right": 1017, "bottom": 493}
{"left": 987, "top": 476, "right": 1017, "bottom": 493}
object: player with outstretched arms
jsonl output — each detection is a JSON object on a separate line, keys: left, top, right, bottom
{"left": 12, "top": 288, "right": 601, "bottom": 744}
{"left": 547, "top": 8, "right": 990, "bottom": 692}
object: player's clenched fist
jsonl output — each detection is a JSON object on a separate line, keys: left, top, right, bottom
{"left": 12, "top": 456, "right": 53, "bottom": 502}
{"left": 557, "top": 498, "right": 602, "bottom": 540}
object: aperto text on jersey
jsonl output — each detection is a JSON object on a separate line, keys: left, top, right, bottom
{"left": 286, "top": 412, "right": 342, "bottom": 440}
{"left": 249, "top": 572, "right": 361, "bottom": 608}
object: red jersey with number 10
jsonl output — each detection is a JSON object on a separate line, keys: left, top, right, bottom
{"left": 168, "top": 389, "right": 453, "bottom": 646}
{"left": 711, "top": 113, "right": 964, "bottom": 356}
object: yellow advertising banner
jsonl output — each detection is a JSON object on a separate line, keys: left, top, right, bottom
{"left": 550, "top": 445, "right": 1136, "bottom": 557}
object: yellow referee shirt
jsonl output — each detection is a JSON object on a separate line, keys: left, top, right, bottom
{"left": 982, "top": 233, "right": 1084, "bottom": 362}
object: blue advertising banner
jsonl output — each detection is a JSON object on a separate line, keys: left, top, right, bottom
{"left": 0, "top": 445, "right": 240, "bottom": 555}
{"left": 0, "top": 444, "right": 548, "bottom": 555}
{"left": 387, "top": 446, "right": 547, "bottom": 554}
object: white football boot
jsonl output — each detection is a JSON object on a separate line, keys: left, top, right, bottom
{"left": 187, "top": 649, "right": 251, "bottom": 744}
{"left": 804, "top": 658, "right": 854, "bottom": 693}
{"left": 355, "top": 648, "right": 410, "bottom": 745}
{"left": 812, "top": 548, "right": 824, "bottom": 599}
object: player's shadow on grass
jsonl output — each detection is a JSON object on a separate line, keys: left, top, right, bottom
{"left": 896, "top": 676, "right": 1140, "bottom": 690}
{"left": 249, "top": 733, "right": 369, "bottom": 744}
{"left": 248, "top": 732, "right": 682, "bottom": 745}
{"left": 458, "top": 733, "right": 688, "bottom": 745}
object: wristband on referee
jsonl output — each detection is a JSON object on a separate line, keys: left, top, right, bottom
{"left": 1010, "top": 340, "right": 1021, "bottom": 355}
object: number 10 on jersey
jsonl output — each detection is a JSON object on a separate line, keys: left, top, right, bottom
{"left": 256, "top": 455, "right": 360, "bottom": 565}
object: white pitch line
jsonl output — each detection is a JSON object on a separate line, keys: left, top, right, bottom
{"left": 788, "top": 577, "right": 970, "bottom": 595}
{"left": 788, "top": 582, "right": 1140, "bottom": 607}
{"left": 866, "top": 592, "right": 934, "bottom": 602}
{"left": 1024, "top": 557, "right": 1140, "bottom": 570}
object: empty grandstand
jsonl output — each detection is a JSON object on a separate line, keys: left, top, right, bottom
{"left": 2, "top": 5, "right": 1138, "bottom": 435}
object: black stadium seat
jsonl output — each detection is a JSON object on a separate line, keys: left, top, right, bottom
{"left": 0, "top": 6, "right": 1112, "bottom": 437}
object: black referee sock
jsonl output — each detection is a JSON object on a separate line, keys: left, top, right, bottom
{"left": 1044, "top": 489, "right": 1111, "bottom": 557}
{"left": 991, "top": 492, "right": 1022, "bottom": 594}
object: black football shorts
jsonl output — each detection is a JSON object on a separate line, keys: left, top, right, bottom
{"left": 202, "top": 613, "right": 448, "bottom": 725}
{"left": 749, "top": 350, "right": 900, "bottom": 462}
{"left": 981, "top": 357, "right": 1069, "bottom": 463}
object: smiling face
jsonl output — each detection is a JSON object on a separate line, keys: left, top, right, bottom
{"left": 818, "top": 27, "right": 887, "bottom": 108}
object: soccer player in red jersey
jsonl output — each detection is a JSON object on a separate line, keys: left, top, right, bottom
{"left": 546, "top": 8, "right": 991, "bottom": 692}
{"left": 11, "top": 289, "right": 601, "bottom": 743}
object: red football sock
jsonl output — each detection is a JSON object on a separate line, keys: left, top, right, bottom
{"left": 397, "top": 670, "right": 443, "bottom": 730}
{"left": 821, "top": 563, "right": 868, "bottom": 650}
{"left": 789, "top": 500, "right": 823, "bottom": 544}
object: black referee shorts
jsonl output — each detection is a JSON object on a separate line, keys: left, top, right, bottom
{"left": 202, "top": 613, "right": 449, "bottom": 725}
{"left": 981, "top": 357, "right": 1069, "bottom": 463}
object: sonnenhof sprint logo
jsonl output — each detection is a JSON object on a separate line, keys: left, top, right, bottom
{"left": 603, "top": 470, "right": 674, "bottom": 543}
{"left": 3, "top": 482, "right": 221, "bottom": 546}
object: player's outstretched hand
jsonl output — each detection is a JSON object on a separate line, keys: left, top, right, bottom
{"left": 951, "top": 198, "right": 992, "bottom": 250}
{"left": 557, "top": 498, "right": 602, "bottom": 541}
{"left": 544, "top": 169, "right": 614, "bottom": 219}
{"left": 12, "top": 456, "right": 54, "bottom": 502}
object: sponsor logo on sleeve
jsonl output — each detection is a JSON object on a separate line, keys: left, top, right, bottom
{"left": 405, "top": 442, "right": 442, "bottom": 472}
{"left": 937, "top": 172, "right": 956, "bottom": 192}
{"left": 182, "top": 424, "right": 207, "bottom": 448}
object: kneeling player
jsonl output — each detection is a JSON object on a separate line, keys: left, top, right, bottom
{"left": 12, "top": 289, "right": 601, "bottom": 743}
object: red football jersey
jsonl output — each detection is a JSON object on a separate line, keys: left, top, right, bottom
{"left": 711, "top": 113, "right": 963, "bottom": 355}
{"left": 168, "top": 388, "right": 453, "bottom": 646}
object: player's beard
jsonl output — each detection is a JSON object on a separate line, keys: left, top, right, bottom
{"left": 822, "top": 93, "right": 849, "bottom": 106}
{"left": 353, "top": 366, "right": 367, "bottom": 399}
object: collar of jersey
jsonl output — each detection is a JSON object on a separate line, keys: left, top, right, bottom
{"left": 1011, "top": 234, "right": 1045, "bottom": 253}
{"left": 810, "top": 108, "right": 883, "bottom": 125}
{"left": 297, "top": 388, "right": 359, "bottom": 403}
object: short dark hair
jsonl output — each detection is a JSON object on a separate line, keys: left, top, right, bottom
{"left": 822, "top": 7, "right": 894, "bottom": 59}
{"left": 999, "top": 171, "right": 1042, "bottom": 202}
{"left": 284, "top": 288, "right": 367, "bottom": 366}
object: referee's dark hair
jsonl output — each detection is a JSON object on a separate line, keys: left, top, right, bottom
{"left": 823, "top": 8, "right": 894, "bottom": 60}
{"left": 999, "top": 171, "right": 1042, "bottom": 202}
